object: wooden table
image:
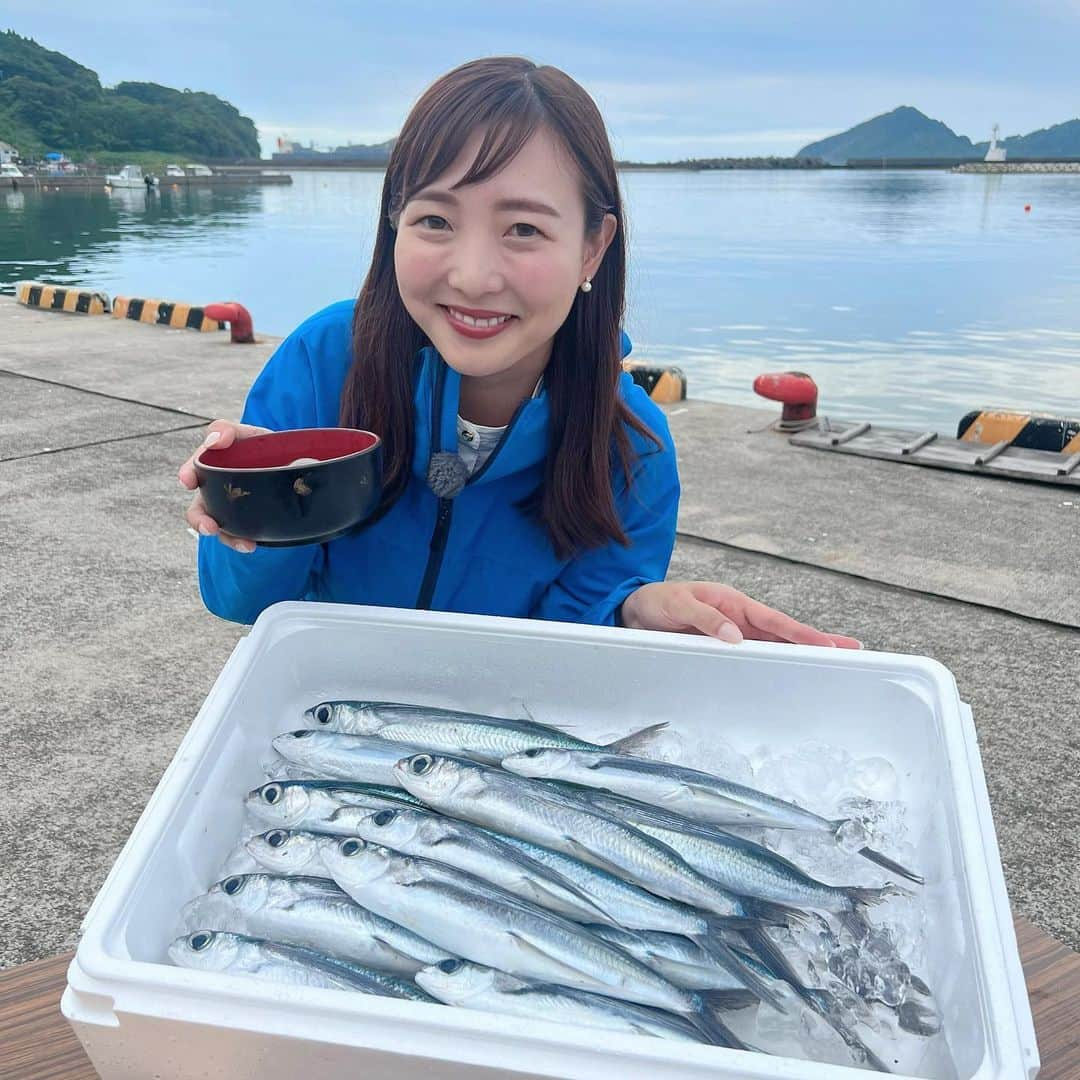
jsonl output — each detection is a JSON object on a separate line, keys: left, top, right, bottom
{"left": 2, "top": 917, "right": 1077, "bottom": 1078}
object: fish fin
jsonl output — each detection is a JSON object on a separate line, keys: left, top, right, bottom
{"left": 504, "top": 928, "right": 619, "bottom": 987}
{"left": 805, "top": 990, "right": 896, "bottom": 1073}
{"left": 472, "top": 834, "right": 617, "bottom": 925}
{"left": 689, "top": 997, "right": 757, "bottom": 1051}
{"left": 745, "top": 899, "right": 812, "bottom": 928}
{"left": 703, "top": 988, "right": 760, "bottom": 1012}
{"left": 739, "top": 925, "right": 892, "bottom": 1071}
{"left": 855, "top": 844, "right": 925, "bottom": 885}
{"left": 560, "top": 835, "right": 628, "bottom": 878}
{"left": 694, "top": 928, "right": 790, "bottom": 1015}
{"left": 908, "top": 973, "right": 933, "bottom": 998}
{"left": 897, "top": 997, "right": 942, "bottom": 1037}
{"left": 838, "top": 908, "right": 872, "bottom": 942}
{"left": 604, "top": 722, "right": 670, "bottom": 754}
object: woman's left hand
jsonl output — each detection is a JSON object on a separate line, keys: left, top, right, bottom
{"left": 620, "top": 581, "right": 862, "bottom": 649}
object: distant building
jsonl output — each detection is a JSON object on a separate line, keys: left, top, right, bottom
{"left": 271, "top": 137, "right": 395, "bottom": 165}
{"left": 0, "top": 141, "right": 17, "bottom": 165}
{"left": 985, "top": 124, "right": 1007, "bottom": 163}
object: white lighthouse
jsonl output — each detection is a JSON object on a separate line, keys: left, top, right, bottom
{"left": 985, "top": 124, "right": 1007, "bottom": 163}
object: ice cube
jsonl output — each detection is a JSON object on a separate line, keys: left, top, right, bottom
{"left": 836, "top": 817, "right": 870, "bottom": 852}
{"left": 850, "top": 756, "right": 898, "bottom": 801}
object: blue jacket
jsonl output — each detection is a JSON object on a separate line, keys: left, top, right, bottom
{"left": 198, "top": 300, "right": 680, "bottom": 626}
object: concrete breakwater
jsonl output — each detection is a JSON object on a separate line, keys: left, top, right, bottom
{"left": 952, "top": 161, "right": 1080, "bottom": 174}
{"left": 9, "top": 172, "right": 292, "bottom": 190}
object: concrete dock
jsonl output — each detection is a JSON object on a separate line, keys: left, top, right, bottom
{"left": 0, "top": 297, "right": 1077, "bottom": 971}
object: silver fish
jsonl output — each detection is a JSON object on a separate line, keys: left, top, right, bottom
{"left": 301, "top": 700, "right": 667, "bottom": 765}
{"left": 588, "top": 925, "right": 755, "bottom": 993}
{"left": 180, "top": 873, "right": 451, "bottom": 975}
{"left": 323, "top": 838, "right": 749, "bottom": 1049}
{"left": 271, "top": 731, "right": 427, "bottom": 786}
{"left": 582, "top": 799, "right": 899, "bottom": 914}
{"left": 245, "top": 828, "right": 341, "bottom": 878}
{"left": 415, "top": 959, "right": 707, "bottom": 1043}
{"left": 495, "top": 833, "right": 726, "bottom": 937}
{"left": 245, "top": 780, "right": 424, "bottom": 832}
{"left": 503, "top": 749, "right": 922, "bottom": 885}
{"left": 168, "top": 929, "right": 436, "bottom": 1002}
{"left": 395, "top": 753, "right": 767, "bottom": 921}
{"left": 331, "top": 806, "right": 614, "bottom": 924}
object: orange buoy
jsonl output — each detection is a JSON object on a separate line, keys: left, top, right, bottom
{"left": 1024, "top": 204, "right": 1032, "bottom": 212}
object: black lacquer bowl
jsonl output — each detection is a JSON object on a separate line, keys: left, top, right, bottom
{"left": 194, "top": 428, "right": 383, "bottom": 546}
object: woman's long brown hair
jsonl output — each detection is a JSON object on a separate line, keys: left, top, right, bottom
{"left": 340, "top": 56, "right": 660, "bottom": 559}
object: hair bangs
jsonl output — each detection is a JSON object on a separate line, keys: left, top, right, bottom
{"left": 391, "top": 82, "right": 545, "bottom": 223}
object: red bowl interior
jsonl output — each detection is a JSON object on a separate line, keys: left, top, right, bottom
{"left": 197, "top": 428, "right": 379, "bottom": 471}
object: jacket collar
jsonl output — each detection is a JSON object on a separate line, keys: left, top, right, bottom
{"left": 411, "top": 346, "right": 550, "bottom": 487}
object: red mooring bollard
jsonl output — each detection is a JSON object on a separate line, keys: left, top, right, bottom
{"left": 203, "top": 302, "right": 255, "bottom": 344}
{"left": 752, "top": 371, "right": 819, "bottom": 429}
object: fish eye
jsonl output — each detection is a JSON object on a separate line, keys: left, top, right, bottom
{"left": 438, "top": 959, "right": 463, "bottom": 974}
{"left": 315, "top": 705, "right": 332, "bottom": 724}
{"left": 410, "top": 755, "right": 433, "bottom": 775}
{"left": 190, "top": 931, "right": 214, "bottom": 951}
{"left": 262, "top": 784, "right": 282, "bottom": 804}
{"left": 223, "top": 876, "right": 245, "bottom": 895}
{"left": 292, "top": 730, "right": 313, "bottom": 740}
{"left": 372, "top": 809, "right": 397, "bottom": 827}
{"left": 266, "top": 831, "right": 288, "bottom": 848}
{"left": 523, "top": 749, "right": 543, "bottom": 758}
{"left": 341, "top": 838, "right": 364, "bottom": 857}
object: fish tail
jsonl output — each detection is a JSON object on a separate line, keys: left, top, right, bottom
{"left": 688, "top": 996, "right": 757, "bottom": 1050}
{"left": 828, "top": 820, "right": 924, "bottom": 885}
{"left": 845, "top": 884, "right": 911, "bottom": 912}
{"left": 856, "top": 845, "right": 925, "bottom": 885}
{"left": 805, "top": 990, "right": 895, "bottom": 1073}
{"left": 696, "top": 926, "right": 791, "bottom": 1014}
{"left": 604, "top": 722, "right": 669, "bottom": 754}
{"left": 740, "top": 927, "right": 893, "bottom": 1073}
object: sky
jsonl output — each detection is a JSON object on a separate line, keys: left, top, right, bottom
{"left": 2, "top": 0, "right": 1079, "bottom": 160}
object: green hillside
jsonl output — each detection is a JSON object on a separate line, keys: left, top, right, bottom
{"left": 0, "top": 30, "right": 259, "bottom": 160}
{"left": 797, "top": 106, "right": 978, "bottom": 165}
{"left": 974, "top": 119, "right": 1080, "bottom": 158}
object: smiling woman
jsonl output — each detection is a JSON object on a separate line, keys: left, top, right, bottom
{"left": 177, "top": 55, "right": 858, "bottom": 648}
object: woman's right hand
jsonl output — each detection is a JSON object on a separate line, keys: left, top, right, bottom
{"left": 179, "top": 420, "right": 271, "bottom": 554}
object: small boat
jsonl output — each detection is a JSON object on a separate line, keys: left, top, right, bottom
{"left": 164, "top": 164, "right": 185, "bottom": 178}
{"left": 1, "top": 162, "right": 24, "bottom": 188}
{"left": 105, "top": 164, "right": 158, "bottom": 189}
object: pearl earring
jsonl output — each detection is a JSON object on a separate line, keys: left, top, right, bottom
{"left": 580, "top": 278, "right": 592, "bottom": 293}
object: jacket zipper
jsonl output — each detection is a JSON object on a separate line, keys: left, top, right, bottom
{"left": 414, "top": 384, "right": 531, "bottom": 611}
{"left": 416, "top": 497, "right": 453, "bottom": 610}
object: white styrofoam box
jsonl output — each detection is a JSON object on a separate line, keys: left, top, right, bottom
{"left": 63, "top": 602, "right": 1039, "bottom": 1080}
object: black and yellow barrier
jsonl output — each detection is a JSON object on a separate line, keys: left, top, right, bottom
{"left": 958, "top": 409, "right": 1080, "bottom": 455}
{"left": 622, "top": 361, "right": 687, "bottom": 404}
{"left": 112, "top": 296, "right": 224, "bottom": 333}
{"left": 16, "top": 280, "right": 109, "bottom": 315}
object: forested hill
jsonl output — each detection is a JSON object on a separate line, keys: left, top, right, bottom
{"left": 0, "top": 30, "right": 259, "bottom": 160}
{"left": 797, "top": 104, "right": 1080, "bottom": 164}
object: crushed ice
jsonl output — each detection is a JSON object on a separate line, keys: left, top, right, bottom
{"left": 668, "top": 735, "right": 947, "bottom": 1075}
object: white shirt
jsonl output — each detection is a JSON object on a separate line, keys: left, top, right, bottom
{"left": 457, "top": 377, "right": 544, "bottom": 476}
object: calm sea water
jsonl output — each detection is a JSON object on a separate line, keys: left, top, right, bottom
{"left": 3, "top": 169, "right": 1079, "bottom": 431}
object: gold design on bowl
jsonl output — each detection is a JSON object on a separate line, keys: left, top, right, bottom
{"left": 223, "top": 482, "right": 251, "bottom": 502}
{"left": 293, "top": 476, "right": 312, "bottom": 496}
